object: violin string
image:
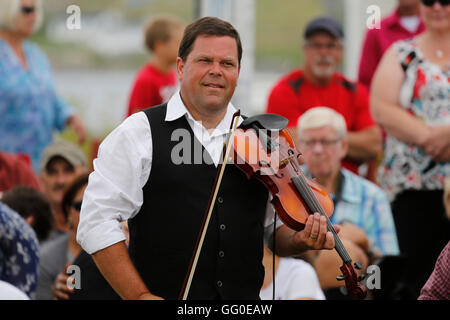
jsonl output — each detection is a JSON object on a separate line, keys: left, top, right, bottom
{"left": 291, "top": 173, "right": 352, "bottom": 263}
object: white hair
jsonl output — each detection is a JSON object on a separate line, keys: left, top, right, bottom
{"left": 297, "top": 106, "right": 347, "bottom": 139}
{"left": 0, "top": 0, "right": 43, "bottom": 33}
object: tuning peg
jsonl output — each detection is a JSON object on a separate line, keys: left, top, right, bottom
{"left": 354, "top": 262, "right": 363, "bottom": 270}
{"left": 339, "top": 286, "right": 348, "bottom": 296}
{"left": 336, "top": 274, "right": 346, "bottom": 281}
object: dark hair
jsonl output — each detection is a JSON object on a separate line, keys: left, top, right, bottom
{"left": 61, "top": 172, "right": 90, "bottom": 220}
{"left": 178, "top": 16, "right": 243, "bottom": 65}
{"left": 1, "top": 185, "right": 53, "bottom": 242}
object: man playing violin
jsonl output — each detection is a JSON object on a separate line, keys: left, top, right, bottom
{"left": 77, "top": 17, "right": 340, "bottom": 300}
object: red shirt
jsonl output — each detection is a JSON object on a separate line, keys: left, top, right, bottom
{"left": 358, "top": 8, "right": 425, "bottom": 90}
{"left": 127, "top": 64, "right": 178, "bottom": 117}
{"left": 266, "top": 69, "right": 375, "bottom": 173}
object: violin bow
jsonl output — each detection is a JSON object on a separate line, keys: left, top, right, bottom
{"left": 179, "top": 110, "right": 241, "bottom": 300}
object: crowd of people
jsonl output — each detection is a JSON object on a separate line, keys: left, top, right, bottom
{"left": 0, "top": 0, "right": 449, "bottom": 300}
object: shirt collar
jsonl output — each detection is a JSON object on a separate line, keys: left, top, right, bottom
{"left": 339, "top": 169, "right": 361, "bottom": 204}
{"left": 300, "top": 167, "right": 361, "bottom": 204}
{"left": 385, "top": 7, "right": 424, "bottom": 32}
{"left": 165, "top": 90, "right": 242, "bottom": 136}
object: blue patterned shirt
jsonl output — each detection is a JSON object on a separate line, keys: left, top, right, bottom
{"left": 0, "top": 39, "right": 73, "bottom": 173}
{"left": 303, "top": 167, "right": 400, "bottom": 255}
{"left": 0, "top": 202, "right": 39, "bottom": 299}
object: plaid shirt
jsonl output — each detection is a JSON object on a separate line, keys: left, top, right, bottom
{"left": 418, "top": 241, "right": 450, "bottom": 300}
{"left": 303, "top": 167, "right": 400, "bottom": 255}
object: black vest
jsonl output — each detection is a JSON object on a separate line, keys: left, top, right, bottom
{"left": 128, "top": 104, "right": 268, "bottom": 300}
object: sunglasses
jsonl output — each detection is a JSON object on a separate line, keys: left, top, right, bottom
{"left": 421, "top": 0, "right": 450, "bottom": 7}
{"left": 71, "top": 201, "right": 82, "bottom": 211}
{"left": 21, "top": 6, "right": 35, "bottom": 14}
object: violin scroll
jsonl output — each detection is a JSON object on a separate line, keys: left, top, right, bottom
{"left": 337, "top": 262, "right": 367, "bottom": 300}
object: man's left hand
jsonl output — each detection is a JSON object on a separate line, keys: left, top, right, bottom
{"left": 291, "top": 212, "right": 340, "bottom": 251}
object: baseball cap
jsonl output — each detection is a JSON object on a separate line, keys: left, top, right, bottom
{"left": 40, "top": 139, "right": 87, "bottom": 172}
{"left": 304, "top": 17, "right": 344, "bottom": 39}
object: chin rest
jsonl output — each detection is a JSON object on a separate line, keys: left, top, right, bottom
{"left": 240, "top": 113, "right": 289, "bottom": 131}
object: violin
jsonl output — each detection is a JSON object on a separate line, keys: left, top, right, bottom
{"left": 232, "top": 113, "right": 367, "bottom": 299}
{"left": 180, "top": 112, "right": 366, "bottom": 300}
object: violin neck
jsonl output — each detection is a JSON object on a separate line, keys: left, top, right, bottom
{"left": 291, "top": 174, "right": 352, "bottom": 264}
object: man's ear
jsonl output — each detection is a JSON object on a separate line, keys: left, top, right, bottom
{"left": 340, "top": 137, "right": 349, "bottom": 160}
{"left": 176, "top": 57, "right": 184, "bottom": 81}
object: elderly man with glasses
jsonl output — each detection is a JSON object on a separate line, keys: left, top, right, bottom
{"left": 295, "top": 107, "right": 400, "bottom": 298}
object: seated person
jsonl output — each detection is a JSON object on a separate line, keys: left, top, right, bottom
{"left": 1, "top": 185, "right": 54, "bottom": 243}
{"left": 295, "top": 107, "right": 400, "bottom": 299}
{"left": 46, "top": 173, "right": 120, "bottom": 300}
{"left": 39, "top": 139, "right": 88, "bottom": 242}
{"left": 35, "top": 173, "right": 89, "bottom": 300}
{"left": 297, "top": 107, "right": 399, "bottom": 256}
{"left": 260, "top": 244, "right": 325, "bottom": 300}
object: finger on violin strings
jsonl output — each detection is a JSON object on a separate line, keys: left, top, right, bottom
{"left": 304, "top": 213, "right": 315, "bottom": 237}
{"left": 315, "top": 215, "right": 328, "bottom": 245}
{"left": 322, "top": 231, "right": 335, "bottom": 250}
{"left": 310, "top": 212, "right": 321, "bottom": 238}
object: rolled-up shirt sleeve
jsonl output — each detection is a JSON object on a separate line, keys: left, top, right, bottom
{"left": 77, "top": 112, "right": 152, "bottom": 254}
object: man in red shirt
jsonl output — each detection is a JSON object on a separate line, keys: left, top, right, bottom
{"left": 358, "top": 0, "right": 425, "bottom": 90}
{"left": 266, "top": 17, "right": 382, "bottom": 175}
{"left": 127, "top": 15, "right": 184, "bottom": 117}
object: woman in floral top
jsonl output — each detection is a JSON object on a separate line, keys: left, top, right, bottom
{"left": 371, "top": 0, "right": 450, "bottom": 298}
{"left": 0, "top": 0, "right": 86, "bottom": 173}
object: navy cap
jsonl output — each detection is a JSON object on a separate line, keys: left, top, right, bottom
{"left": 304, "top": 17, "right": 344, "bottom": 39}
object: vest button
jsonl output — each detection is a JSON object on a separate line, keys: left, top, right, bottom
{"left": 217, "top": 196, "right": 223, "bottom": 204}
{"left": 220, "top": 224, "right": 226, "bottom": 231}
{"left": 217, "top": 280, "right": 223, "bottom": 287}
{"left": 218, "top": 251, "right": 225, "bottom": 258}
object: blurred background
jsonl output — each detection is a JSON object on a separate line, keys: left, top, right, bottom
{"left": 32, "top": 0, "right": 397, "bottom": 157}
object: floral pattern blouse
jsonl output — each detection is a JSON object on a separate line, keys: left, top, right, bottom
{"left": 378, "top": 38, "right": 450, "bottom": 202}
{"left": 0, "top": 39, "right": 73, "bottom": 173}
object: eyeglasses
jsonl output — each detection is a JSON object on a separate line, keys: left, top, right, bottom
{"left": 305, "top": 41, "right": 342, "bottom": 51}
{"left": 300, "top": 138, "right": 341, "bottom": 148}
{"left": 421, "top": 0, "right": 450, "bottom": 7}
{"left": 21, "top": 6, "right": 35, "bottom": 15}
{"left": 71, "top": 201, "right": 82, "bottom": 212}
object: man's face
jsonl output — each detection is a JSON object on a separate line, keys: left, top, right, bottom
{"left": 303, "top": 32, "right": 343, "bottom": 80}
{"left": 299, "top": 126, "right": 347, "bottom": 179}
{"left": 40, "top": 157, "right": 84, "bottom": 206}
{"left": 176, "top": 35, "right": 240, "bottom": 114}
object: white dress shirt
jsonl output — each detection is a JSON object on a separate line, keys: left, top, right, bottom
{"left": 77, "top": 91, "right": 281, "bottom": 254}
